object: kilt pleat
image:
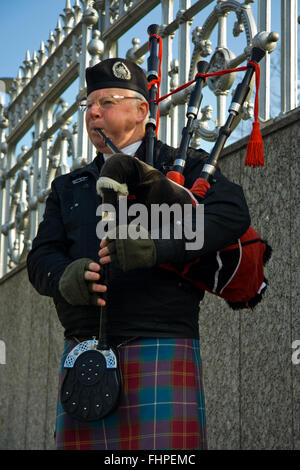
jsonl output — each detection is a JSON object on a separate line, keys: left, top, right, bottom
{"left": 55, "top": 337, "right": 207, "bottom": 450}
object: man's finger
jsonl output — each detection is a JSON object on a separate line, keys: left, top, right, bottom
{"left": 88, "top": 262, "right": 101, "bottom": 272}
{"left": 100, "top": 237, "right": 108, "bottom": 249}
{"left": 98, "top": 246, "right": 110, "bottom": 258}
{"left": 99, "top": 255, "right": 111, "bottom": 265}
{"left": 92, "top": 283, "right": 107, "bottom": 293}
{"left": 97, "top": 297, "right": 106, "bottom": 307}
{"left": 84, "top": 270, "right": 101, "bottom": 281}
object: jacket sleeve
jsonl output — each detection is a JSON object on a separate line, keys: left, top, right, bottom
{"left": 27, "top": 180, "right": 73, "bottom": 300}
{"left": 154, "top": 167, "right": 251, "bottom": 265}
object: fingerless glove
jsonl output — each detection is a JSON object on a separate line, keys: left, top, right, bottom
{"left": 58, "top": 258, "right": 99, "bottom": 306}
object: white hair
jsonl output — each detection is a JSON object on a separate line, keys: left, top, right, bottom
{"left": 131, "top": 90, "right": 148, "bottom": 103}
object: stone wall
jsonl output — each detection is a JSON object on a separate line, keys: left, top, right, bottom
{"left": 0, "top": 109, "right": 299, "bottom": 449}
{"left": 199, "top": 108, "right": 300, "bottom": 449}
{"left": 0, "top": 265, "right": 64, "bottom": 450}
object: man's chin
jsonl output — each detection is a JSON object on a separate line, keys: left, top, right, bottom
{"left": 95, "top": 141, "right": 114, "bottom": 154}
{"left": 89, "top": 131, "right": 112, "bottom": 153}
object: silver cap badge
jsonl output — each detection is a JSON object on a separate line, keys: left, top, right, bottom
{"left": 112, "top": 61, "right": 131, "bottom": 80}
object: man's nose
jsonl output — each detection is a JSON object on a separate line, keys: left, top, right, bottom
{"left": 88, "top": 102, "right": 103, "bottom": 118}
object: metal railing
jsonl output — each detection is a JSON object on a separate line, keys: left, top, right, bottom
{"left": 0, "top": 0, "right": 298, "bottom": 277}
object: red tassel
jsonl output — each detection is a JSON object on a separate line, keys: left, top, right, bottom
{"left": 245, "top": 121, "right": 264, "bottom": 167}
{"left": 244, "top": 62, "right": 264, "bottom": 167}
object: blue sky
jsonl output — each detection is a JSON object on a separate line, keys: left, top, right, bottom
{"left": 0, "top": 0, "right": 284, "bottom": 80}
{"left": 0, "top": 1, "right": 68, "bottom": 79}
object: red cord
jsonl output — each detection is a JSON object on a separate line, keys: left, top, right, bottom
{"left": 153, "top": 61, "right": 263, "bottom": 167}
{"left": 156, "top": 64, "right": 250, "bottom": 104}
{"left": 146, "top": 50, "right": 263, "bottom": 166}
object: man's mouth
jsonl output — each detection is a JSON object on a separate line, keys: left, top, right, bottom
{"left": 91, "top": 127, "right": 102, "bottom": 133}
{"left": 91, "top": 127, "right": 106, "bottom": 140}
{"left": 93, "top": 128, "right": 107, "bottom": 140}
{"left": 95, "top": 128, "right": 119, "bottom": 153}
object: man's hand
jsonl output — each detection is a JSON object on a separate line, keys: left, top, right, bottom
{"left": 98, "top": 225, "right": 157, "bottom": 272}
{"left": 84, "top": 262, "right": 107, "bottom": 307}
{"left": 59, "top": 258, "right": 107, "bottom": 306}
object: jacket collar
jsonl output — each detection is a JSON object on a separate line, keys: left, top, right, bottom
{"left": 70, "top": 153, "right": 104, "bottom": 180}
{"left": 69, "top": 136, "right": 178, "bottom": 181}
{"left": 70, "top": 140, "right": 146, "bottom": 181}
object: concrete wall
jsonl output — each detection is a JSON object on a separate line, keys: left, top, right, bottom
{"left": 0, "top": 109, "right": 299, "bottom": 450}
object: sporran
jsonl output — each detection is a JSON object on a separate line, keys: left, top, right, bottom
{"left": 61, "top": 339, "right": 122, "bottom": 421}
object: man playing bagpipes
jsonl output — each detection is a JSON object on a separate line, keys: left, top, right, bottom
{"left": 27, "top": 37, "right": 269, "bottom": 449}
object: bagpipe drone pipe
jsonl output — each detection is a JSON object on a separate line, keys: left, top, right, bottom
{"left": 97, "top": 25, "right": 272, "bottom": 310}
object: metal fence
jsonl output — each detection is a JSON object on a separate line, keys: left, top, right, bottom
{"left": 0, "top": 0, "right": 298, "bottom": 278}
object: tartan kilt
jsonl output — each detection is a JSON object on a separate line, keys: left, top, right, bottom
{"left": 55, "top": 337, "right": 207, "bottom": 450}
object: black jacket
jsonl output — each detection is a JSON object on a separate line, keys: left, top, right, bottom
{"left": 27, "top": 139, "right": 250, "bottom": 339}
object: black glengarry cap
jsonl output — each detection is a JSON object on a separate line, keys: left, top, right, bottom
{"left": 86, "top": 58, "right": 149, "bottom": 100}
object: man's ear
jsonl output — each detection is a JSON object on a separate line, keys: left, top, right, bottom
{"left": 136, "top": 100, "right": 149, "bottom": 123}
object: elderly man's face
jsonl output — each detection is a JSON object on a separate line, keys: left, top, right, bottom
{"left": 85, "top": 88, "right": 149, "bottom": 153}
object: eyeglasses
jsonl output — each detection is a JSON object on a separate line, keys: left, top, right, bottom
{"left": 79, "top": 95, "right": 141, "bottom": 112}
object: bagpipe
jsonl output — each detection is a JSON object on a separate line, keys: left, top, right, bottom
{"left": 97, "top": 24, "right": 272, "bottom": 310}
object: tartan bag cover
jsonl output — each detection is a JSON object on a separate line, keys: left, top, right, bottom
{"left": 55, "top": 337, "right": 207, "bottom": 450}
